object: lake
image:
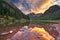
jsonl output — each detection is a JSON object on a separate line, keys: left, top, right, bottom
{"left": 0, "top": 22, "right": 60, "bottom": 40}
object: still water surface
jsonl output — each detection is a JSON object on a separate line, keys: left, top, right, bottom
{"left": 0, "top": 22, "right": 60, "bottom": 40}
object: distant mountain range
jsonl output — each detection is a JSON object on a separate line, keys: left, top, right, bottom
{"left": 29, "top": 5, "right": 60, "bottom": 20}
{"left": 28, "top": 13, "right": 42, "bottom": 20}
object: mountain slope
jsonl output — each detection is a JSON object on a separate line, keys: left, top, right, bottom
{"left": 39, "top": 5, "right": 60, "bottom": 20}
{"left": 0, "top": 0, "right": 30, "bottom": 20}
{"left": 0, "top": 0, "right": 30, "bottom": 26}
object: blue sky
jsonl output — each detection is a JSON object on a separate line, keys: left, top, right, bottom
{"left": 9, "top": 0, "right": 19, "bottom": 6}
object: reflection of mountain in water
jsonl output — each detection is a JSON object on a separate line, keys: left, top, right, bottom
{"left": 7, "top": 23, "right": 60, "bottom": 40}
{"left": 8, "top": 27, "right": 55, "bottom": 40}
{"left": 0, "top": 22, "right": 60, "bottom": 40}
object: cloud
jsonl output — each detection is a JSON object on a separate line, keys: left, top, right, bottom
{"left": 30, "top": 0, "right": 55, "bottom": 14}
{"left": 54, "top": 0, "right": 60, "bottom": 6}
{"left": 8, "top": 0, "right": 56, "bottom": 15}
{"left": 18, "top": 0, "right": 55, "bottom": 15}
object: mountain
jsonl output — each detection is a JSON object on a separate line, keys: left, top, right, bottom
{"left": 38, "top": 5, "right": 60, "bottom": 20}
{"left": 0, "top": 0, "right": 30, "bottom": 26}
{"left": 0, "top": 0, "right": 30, "bottom": 20}
{"left": 29, "top": 5, "right": 60, "bottom": 20}
{"left": 28, "top": 13, "right": 42, "bottom": 20}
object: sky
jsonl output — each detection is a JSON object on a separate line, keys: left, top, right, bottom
{"left": 8, "top": 0, "right": 60, "bottom": 15}
{"left": 54, "top": 0, "right": 60, "bottom": 6}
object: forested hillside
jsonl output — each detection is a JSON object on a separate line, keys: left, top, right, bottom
{"left": 39, "top": 5, "right": 60, "bottom": 20}
{"left": 0, "top": 0, "right": 30, "bottom": 26}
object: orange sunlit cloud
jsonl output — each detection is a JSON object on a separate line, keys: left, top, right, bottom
{"left": 31, "top": 0, "right": 55, "bottom": 14}
{"left": 17, "top": 0, "right": 56, "bottom": 15}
